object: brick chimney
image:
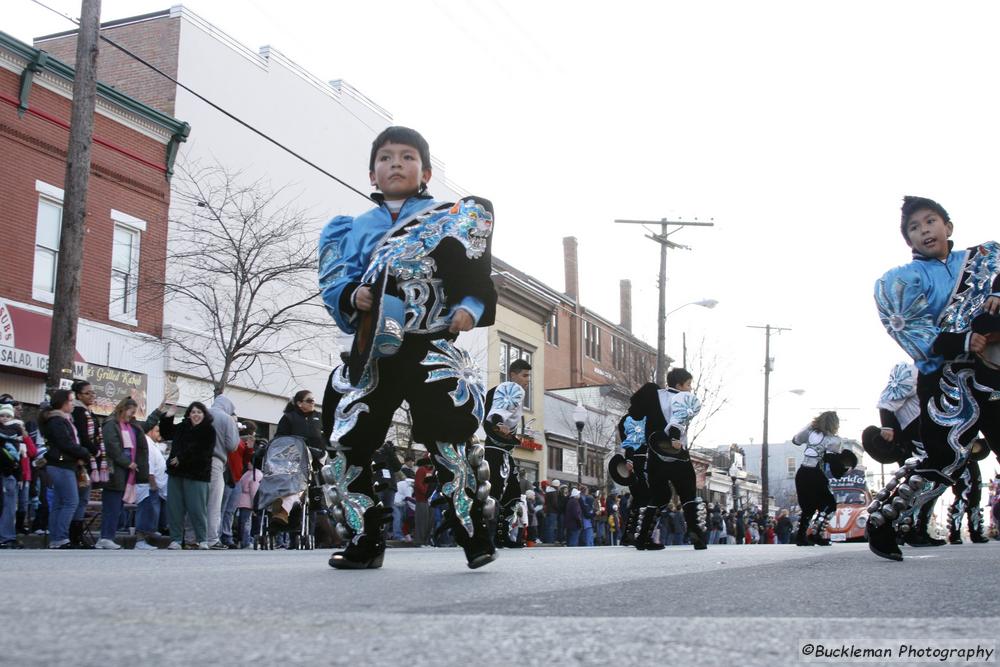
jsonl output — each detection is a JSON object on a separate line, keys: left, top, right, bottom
{"left": 620, "top": 279, "right": 632, "bottom": 332}
{"left": 563, "top": 236, "right": 579, "bottom": 300}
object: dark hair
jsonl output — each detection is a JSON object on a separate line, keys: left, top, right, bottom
{"left": 239, "top": 420, "right": 257, "bottom": 437}
{"left": 49, "top": 389, "right": 73, "bottom": 412}
{"left": 509, "top": 358, "right": 532, "bottom": 375}
{"left": 70, "top": 380, "right": 91, "bottom": 395}
{"left": 900, "top": 196, "right": 950, "bottom": 241}
{"left": 666, "top": 367, "right": 693, "bottom": 388}
{"left": 369, "top": 126, "right": 431, "bottom": 173}
{"left": 286, "top": 390, "right": 313, "bottom": 413}
{"left": 184, "top": 401, "right": 213, "bottom": 425}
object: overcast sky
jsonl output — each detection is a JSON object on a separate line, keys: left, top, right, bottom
{"left": 8, "top": 1, "right": 1000, "bottom": 480}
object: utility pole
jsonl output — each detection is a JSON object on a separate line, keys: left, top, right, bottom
{"left": 47, "top": 0, "right": 102, "bottom": 392}
{"left": 614, "top": 218, "right": 713, "bottom": 385}
{"left": 747, "top": 324, "right": 790, "bottom": 520}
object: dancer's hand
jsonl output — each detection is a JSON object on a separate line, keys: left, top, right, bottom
{"left": 880, "top": 428, "right": 894, "bottom": 442}
{"left": 354, "top": 286, "right": 373, "bottom": 312}
{"left": 970, "top": 333, "right": 988, "bottom": 355}
{"left": 984, "top": 295, "right": 1000, "bottom": 315}
{"left": 498, "top": 425, "right": 511, "bottom": 435}
{"left": 449, "top": 309, "right": 474, "bottom": 333}
{"left": 670, "top": 439, "right": 682, "bottom": 450}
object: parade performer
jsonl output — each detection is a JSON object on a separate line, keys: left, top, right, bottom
{"left": 615, "top": 368, "right": 708, "bottom": 550}
{"left": 610, "top": 413, "right": 647, "bottom": 547}
{"left": 791, "top": 412, "right": 857, "bottom": 546}
{"left": 863, "top": 363, "right": 944, "bottom": 547}
{"left": 318, "top": 126, "right": 498, "bottom": 570}
{"left": 947, "top": 438, "right": 991, "bottom": 544}
{"left": 867, "top": 195, "right": 1000, "bottom": 561}
{"left": 482, "top": 358, "right": 531, "bottom": 548}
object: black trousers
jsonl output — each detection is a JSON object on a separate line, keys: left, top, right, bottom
{"left": 795, "top": 465, "right": 836, "bottom": 523}
{"left": 949, "top": 459, "right": 983, "bottom": 525}
{"left": 625, "top": 449, "right": 650, "bottom": 507}
{"left": 485, "top": 444, "right": 521, "bottom": 512}
{"left": 916, "top": 363, "right": 1000, "bottom": 483}
{"left": 335, "top": 336, "right": 481, "bottom": 503}
{"left": 646, "top": 454, "right": 697, "bottom": 507}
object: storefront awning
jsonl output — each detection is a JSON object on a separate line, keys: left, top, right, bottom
{"left": 0, "top": 302, "right": 86, "bottom": 375}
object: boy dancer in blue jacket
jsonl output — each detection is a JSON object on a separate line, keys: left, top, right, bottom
{"left": 318, "top": 127, "right": 498, "bottom": 570}
{"left": 867, "top": 196, "right": 1000, "bottom": 561}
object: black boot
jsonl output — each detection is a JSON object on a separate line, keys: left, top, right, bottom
{"left": 634, "top": 506, "right": 664, "bottom": 551}
{"left": 682, "top": 498, "right": 708, "bottom": 550}
{"left": 795, "top": 516, "right": 812, "bottom": 546}
{"left": 968, "top": 508, "right": 989, "bottom": 543}
{"left": 329, "top": 506, "right": 388, "bottom": 569}
{"left": 904, "top": 501, "right": 945, "bottom": 547}
{"left": 808, "top": 512, "right": 832, "bottom": 546}
{"left": 621, "top": 504, "right": 640, "bottom": 547}
{"left": 865, "top": 460, "right": 949, "bottom": 562}
{"left": 15, "top": 511, "right": 27, "bottom": 535}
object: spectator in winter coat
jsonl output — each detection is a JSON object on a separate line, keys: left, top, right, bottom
{"left": 41, "top": 390, "right": 92, "bottom": 549}
{"left": 565, "top": 488, "right": 584, "bottom": 546}
{"left": 161, "top": 402, "right": 216, "bottom": 549}
{"left": 219, "top": 422, "right": 256, "bottom": 548}
{"left": 70, "top": 380, "right": 103, "bottom": 548}
{"left": 412, "top": 458, "right": 435, "bottom": 546}
{"left": 270, "top": 390, "right": 324, "bottom": 527}
{"left": 543, "top": 482, "right": 559, "bottom": 544}
{"left": 776, "top": 511, "right": 793, "bottom": 544}
{"left": 393, "top": 476, "right": 415, "bottom": 541}
{"left": 98, "top": 398, "right": 167, "bottom": 550}
{"left": 580, "top": 486, "right": 596, "bottom": 546}
{"left": 236, "top": 463, "right": 263, "bottom": 549}
{"left": 134, "top": 425, "right": 168, "bottom": 550}
{"left": 206, "top": 394, "right": 240, "bottom": 549}
{"left": 0, "top": 403, "right": 29, "bottom": 547}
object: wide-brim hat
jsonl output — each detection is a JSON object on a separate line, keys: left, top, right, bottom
{"left": 970, "top": 438, "right": 991, "bottom": 462}
{"left": 861, "top": 425, "right": 905, "bottom": 465}
{"left": 608, "top": 453, "right": 633, "bottom": 486}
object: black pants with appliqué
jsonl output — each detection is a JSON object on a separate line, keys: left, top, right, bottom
{"left": 335, "top": 335, "right": 481, "bottom": 508}
{"left": 916, "top": 364, "right": 1000, "bottom": 484}
{"left": 486, "top": 443, "right": 522, "bottom": 536}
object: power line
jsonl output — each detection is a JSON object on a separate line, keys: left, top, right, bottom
{"left": 27, "top": 0, "right": 373, "bottom": 202}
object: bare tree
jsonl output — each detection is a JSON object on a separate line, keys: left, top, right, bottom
{"left": 685, "top": 336, "right": 731, "bottom": 447}
{"left": 150, "top": 162, "right": 334, "bottom": 396}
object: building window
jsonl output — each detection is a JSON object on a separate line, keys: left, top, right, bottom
{"left": 612, "top": 336, "right": 626, "bottom": 371}
{"left": 584, "top": 321, "right": 601, "bottom": 361}
{"left": 110, "top": 225, "right": 140, "bottom": 321}
{"left": 32, "top": 195, "right": 63, "bottom": 302}
{"left": 499, "top": 339, "right": 533, "bottom": 410}
{"left": 787, "top": 457, "right": 796, "bottom": 475}
{"left": 548, "top": 445, "right": 563, "bottom": 471}
{"left": 545, "top": 310, "right": 558, "bottom": 346}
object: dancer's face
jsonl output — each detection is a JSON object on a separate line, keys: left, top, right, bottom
{"left": 370, "top": 142, "right": 432, "bottom": 199}
{"left": 905, "top": 208, "right": 952, "bottom": 259}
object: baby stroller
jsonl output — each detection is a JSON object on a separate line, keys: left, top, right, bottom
{"left": 254, "top": 435, "right": 328, "bottom": 550}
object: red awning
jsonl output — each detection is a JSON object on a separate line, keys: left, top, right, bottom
{"left": 0, "top": 303, "right": 86, "bottom": 373}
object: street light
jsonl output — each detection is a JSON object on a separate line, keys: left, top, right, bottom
{"left": 665, "top": 298, "right": 719, "bottom": 318}
{"left": 573, "top": 401, "right": 587, "bottom": 488}
{"left": 666, "top": 298, "right": 718, "bottom": 368}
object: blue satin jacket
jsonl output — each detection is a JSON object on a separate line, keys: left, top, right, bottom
{"left": 318, "top": 194, "right": 493, "bottom": 335}
{"left": 874, "top": 241, "right": 1000, "bottom": 374}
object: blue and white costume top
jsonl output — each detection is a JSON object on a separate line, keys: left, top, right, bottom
{"left": 318, "top": 194, "right": 496, "bottom": 337}
{"left": 621, "top": 383, "right": 702, "bottom": 463}
{"left": 877, "top": 362, "right": 920, "bottom": 431}
{"left": 483, "top": 381, "right": 525, "bottom": 449}
{"left": 874, "top": 241, "right": 1000, "bottom": 374}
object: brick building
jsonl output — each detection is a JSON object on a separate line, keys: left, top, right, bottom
{"left": 544, "top": 236, "right": 657, "bottom": 394}
{"left": 0, "top": 31, "right": 188, "bottom": 414}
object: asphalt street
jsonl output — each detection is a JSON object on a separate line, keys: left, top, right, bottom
{"left": 3, "top": 542, "right": 998, "bottom": 667}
